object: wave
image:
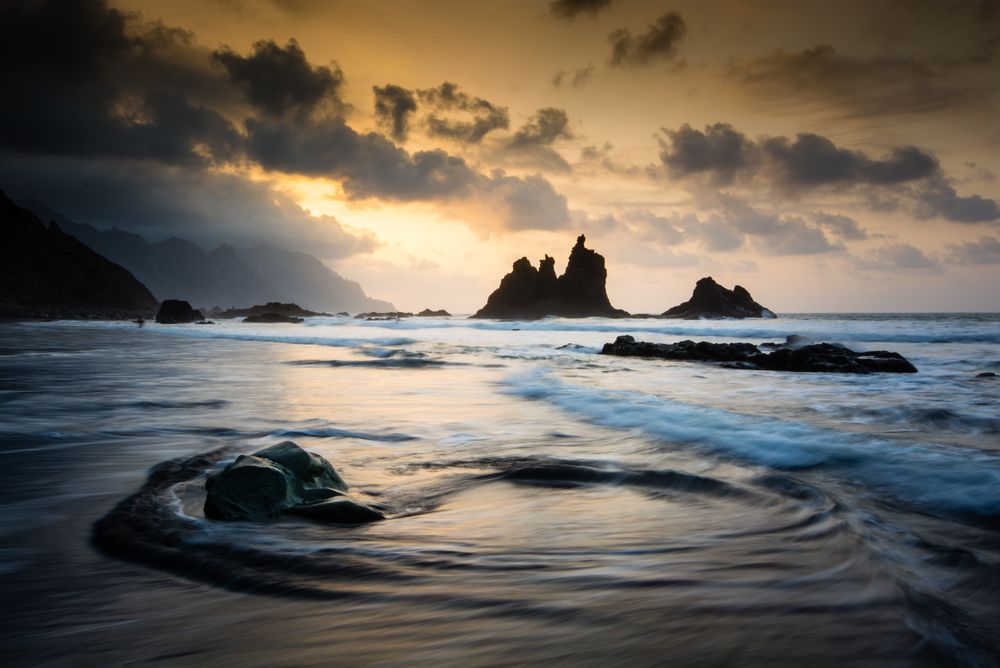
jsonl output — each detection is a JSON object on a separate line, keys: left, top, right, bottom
{"left": 273, "top": 427, "right": 418, "bottom": 442}
{"left": 122, "top": 399, "right": 230, "bottom": 410}
{"left": 501, "top": 370, "right": 1000, "bottom": 521}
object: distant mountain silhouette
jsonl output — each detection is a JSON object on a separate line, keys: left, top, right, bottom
{"left": 1, "top": 192, "right": 157, "bottom": 316}
{"left": 19, "top": 200, "right": 393, "bottom": 313}
{"left": 473, "top": 234, "right": 629, "bottom": 319}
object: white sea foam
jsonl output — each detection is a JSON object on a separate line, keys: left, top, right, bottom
{"left": 502, "top": 369, "right": 1000, "bottom": 517}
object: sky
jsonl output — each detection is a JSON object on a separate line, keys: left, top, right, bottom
{"left": 1, "top": 0, "right": 999, "bottom": 313}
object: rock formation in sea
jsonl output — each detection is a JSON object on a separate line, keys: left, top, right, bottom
{"left": 662, "top": 277, "right": 775, "bottom": 319}
{"left": 211, "top": 302, "right": 328, "bottom": 319}
{"left": 243, "top": 312, "right": 304, "bottom": 323}
{"left": 417, "top": 309, "right": 451, "bottom": 317}
{"left": 473, "top": 235, "right": 629, "bottom": 319}
{"left": 204, "top": 442, "right": 384, "bottom": 524}
{"left": 354, "top": 311, "right": 414, "bottom": 320}
{"left": 601, "top": 335, "right": 917, "bottom": 373}
{"left": 0, "top": 191, "right": 158, "bottom": 318}
{"left": 155, "top": 299, "right": 203, "bottom": 324}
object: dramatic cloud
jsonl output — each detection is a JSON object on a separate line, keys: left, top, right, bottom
{"left": 728, "top": 44, "right": 978, "bottom": 119}
{"left": 418, "top": 82, "right": 509, "bottom": 143}
{"left": 658, "top": 123, "right": 757, "bottom": 185}
{"left": 0, "top": 153, "right": 377, "bottom": 259}
{"left": 810, "top": 212, "right": 868, "bottom": 240}
{"left": 947, "top": 236, "right": 1000, "bottom": 264}
{"left": 373, "top": 84, "right": 418, "bottom": 141}
{"left": 916, "top": 181, "right": 1000, "bottom": 223}
{"left": 212, "top": 38, "right": 344, "bottom": 118}
{"left": 657, "top": 122, "right": 999, "bottom": 223}
{"left": 853, "top": 243, "right": 942, "bottom": 273}
{"left": 760, "top": 136, "right": 940, "bottom": 188}
{"left": 609, "top": 11, "right": 686, "bottom": 67}
{"left": 552, "top": 65, "right": 594, "bottom": 88}
{"left": 550, "top": 0, "right": 613, "bottom": 20}
{"left": 509, "top": 108, "right": 573, "bottom": 148}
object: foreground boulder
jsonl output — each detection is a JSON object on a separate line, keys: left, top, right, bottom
{"left": 155, "top": 299, "right": 203, "bottom": 324}
{"left": 601, "top": 335, "right": 917, "bottom": 374}
{"left": 473, "top": 234, "right": 629, "bottom": 319}
{"left": 204, "top": 441, "right": 383, "bottom": 524}
{"left": 662, "top": 277, "right": 775, "bottom": 319}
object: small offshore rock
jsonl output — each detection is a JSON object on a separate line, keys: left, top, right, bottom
{"left": 155, "top": 299, "right": 203, "bottom": 324}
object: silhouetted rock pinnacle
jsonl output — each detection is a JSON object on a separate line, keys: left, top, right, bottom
{"left": 473, "top": 234, "right": 629, "bottom": 319}
{"left": 662, "top": 277, "right": 775, "bottom": 319}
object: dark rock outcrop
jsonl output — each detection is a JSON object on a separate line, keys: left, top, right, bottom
{"left": 0, "top": 191, "right": 157, "bottom": 318}
{"left": 243, "top": 312, "right": 304, "bottom": 323}
{"left": 473, "top": 234, "right": 629, "bottom": 319}
{"left": 212, "top": 302, "right": 328, "bottom": 319}
{"left": 601, "top": 335, "right": 917, "bottom": 374}
{"left": 155, "top": 299, "right": 203, "bottom": 324}
{"left": 417, "top": 309, "right": 451, "bottom": 317}
{"left": 204, "top": 441, "right": 382, "bottom": 524}
{"left": 662, "top": 277, "right": 775, "bottom": 319}
{"left": 355, "top": 311, "right": 413, "bottom": 320}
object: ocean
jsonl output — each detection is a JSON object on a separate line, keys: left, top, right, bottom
{"left": 1, "top": 313, "right": 999, "bottom": 666}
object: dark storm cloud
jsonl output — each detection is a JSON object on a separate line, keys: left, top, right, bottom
{"left": 245, "top": 118, "right": 478, "bottom": 200}
{"left": 660, "top": 124, "right": 940, "bottom": 189}
{"left": 0, "top": 0, "right": 242, "bottom": 167}
{"left": 916, "top": 181, "right": 1000, "bottom": 223}
{"left": 657, "top": 123, "right": 758, "bottom": 185}
{"left": 810, "top": 212, "right": 868, "bottom": 240}
{"left": 947, "top": 236, "right": 1000, "bottom": 264}
{"left": 509, "top": 108, "right": 573, "bottom": 147}
{"left": 244, "top": 117, "right": 571, "bottom": 230}
{"left": 609, "top": 11, "right": 686, "bottom": 67}
{"left": 0, "top": 153, "right": 377, "bottom": 259}
{"left": 373, "top": 84, "right": 418, "bottom": 142}
{"left": 418, "top": 82, "right": 509, "bottom": 143}
{"left": 760, "top": 135, "right": 940, "bottom": 188}
{"left": 212, "top": 39, "right": 344, "bottom": 118}
{"left": 550, "top": 0, "right": 613, "bottom": 20}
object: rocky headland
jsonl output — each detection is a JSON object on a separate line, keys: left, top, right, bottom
{"left": 0, "top": 191, "right": 157, "bottom": 318}
{"left": 473, "top": 235, "right": 628, "bottom": 319}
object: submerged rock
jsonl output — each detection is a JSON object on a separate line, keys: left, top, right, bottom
{"left": 662, "top": 277, "right": 775, "bottom": 319}
{"left": 601, "top": 335, "right": 917, "bottom": 374}
{"left": 204, "top": 441, "right": 382, "bottom": 524}
{"left": 214, "top": 302, "right": 329, "bottom": 319}
{"left": 473, "top": 234, "right": 629, "bottom": 319}
{"left": 155, "top": 299, "right": 203, "bottom": 324}
{"left": 243, "top": 312, "right": 304, "bottom": 323}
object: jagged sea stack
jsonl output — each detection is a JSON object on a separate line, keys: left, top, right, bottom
{"left": 472, "top": 235, "right": 629, "bottom": 319}
{"left": 662, "top": 277, "right": 775, "bottom": 319}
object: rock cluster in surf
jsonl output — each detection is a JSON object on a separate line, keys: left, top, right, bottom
{"left": 662, "top": 277, "right": 775, "bottom": 319}
{"left": 601, "top": 334, "right": 917, "bottom": 373}
{"left": 473, "top": 234, "right": 628, "bottom": 319}
{"left": 204, "top": 441, "right": 384, "bottom": 524}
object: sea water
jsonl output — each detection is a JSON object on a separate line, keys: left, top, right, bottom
{"left": 1, "top": 314, "right": 998, "bottom": 666}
